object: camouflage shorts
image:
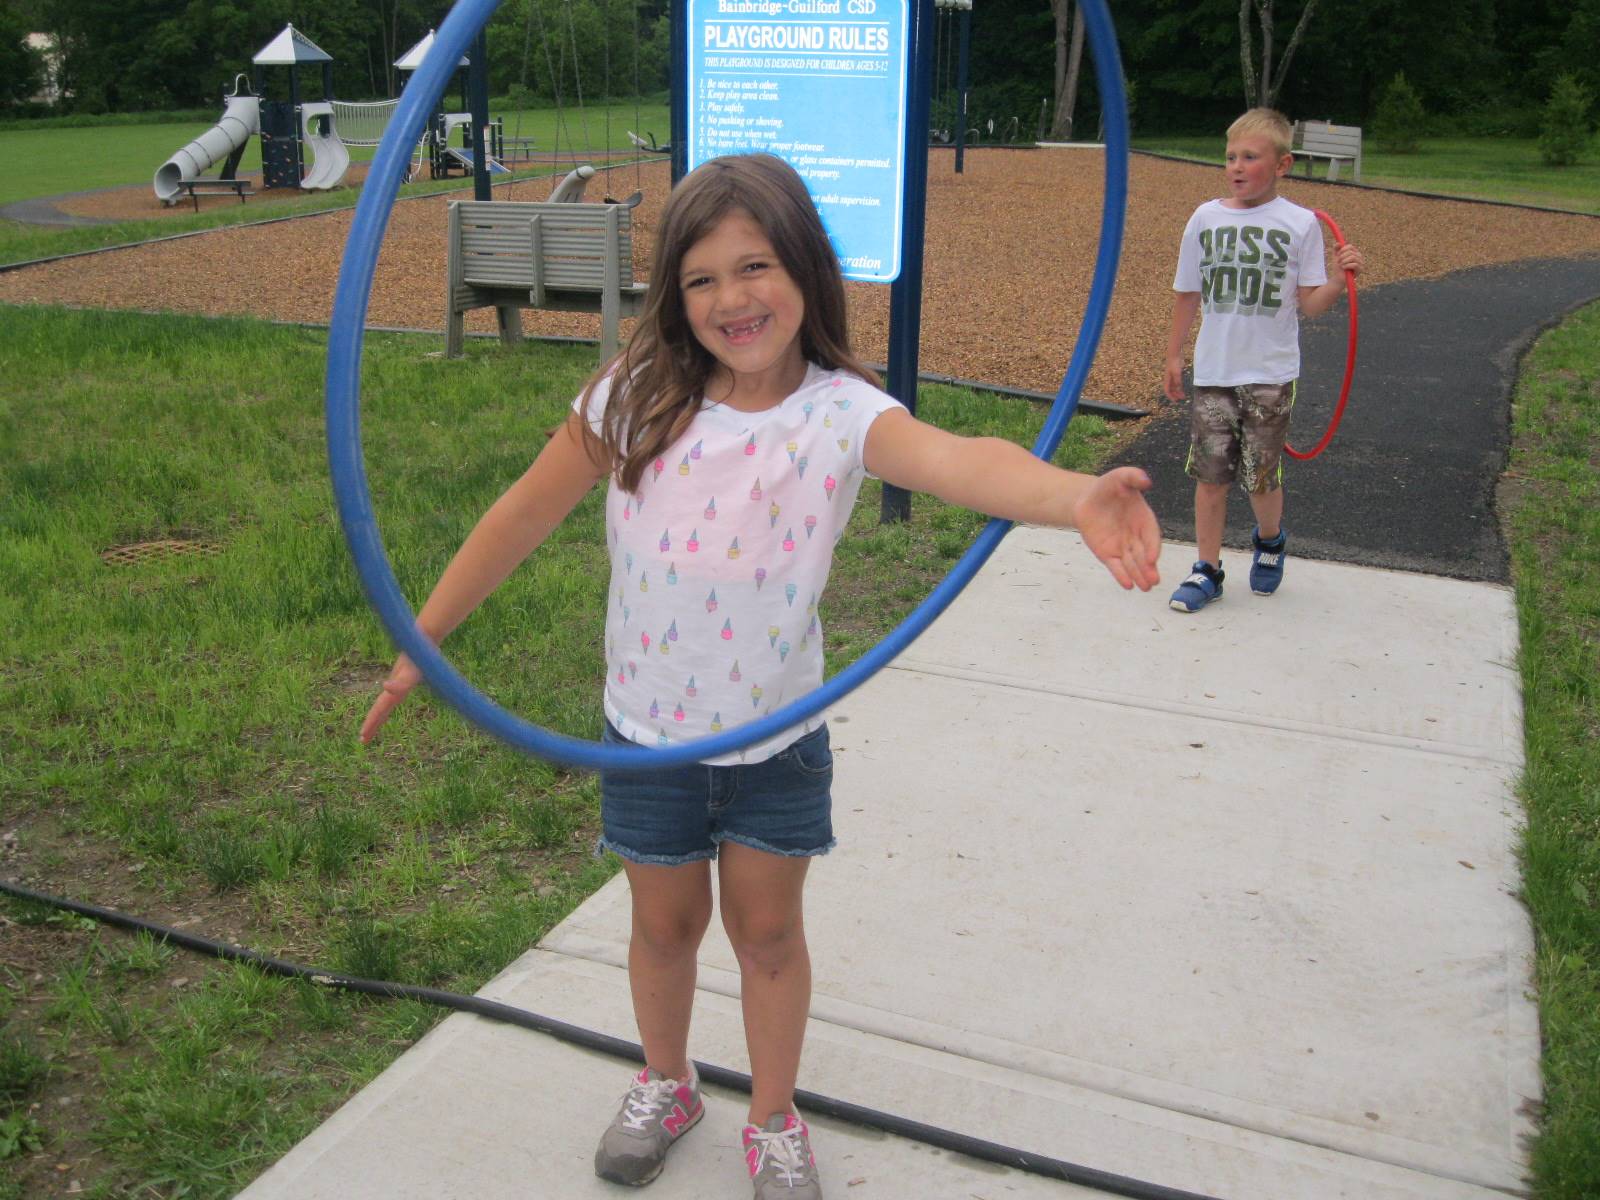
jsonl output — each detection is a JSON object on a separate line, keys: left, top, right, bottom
{"left": 1185, "top": 382, "right": 1297, "bottom": 493}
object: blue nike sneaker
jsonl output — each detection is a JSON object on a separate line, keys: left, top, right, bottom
{"left": 1169, "top": 561, "right": 1224, "bottom": 613}
{"left": 1250, "top": 527, "right": 1287, "bottom": 596}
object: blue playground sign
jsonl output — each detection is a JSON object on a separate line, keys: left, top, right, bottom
{"left": 686, "top": 0, "right": 910, "bottom": 283}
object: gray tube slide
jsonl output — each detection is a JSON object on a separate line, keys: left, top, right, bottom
{"left": 153, "top": 95, "right": 261, "bottom": 204}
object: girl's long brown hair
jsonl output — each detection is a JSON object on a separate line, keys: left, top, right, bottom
{"left": 581, "top": 153, "right": 879, "bottom": 494}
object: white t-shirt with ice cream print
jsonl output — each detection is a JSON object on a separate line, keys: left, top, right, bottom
{"left": 579, "top": 362, "right": 904, "bottom": 764}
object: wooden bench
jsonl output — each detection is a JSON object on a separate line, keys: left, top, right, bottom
{"left": 446, "top": 198, "right": 649, "bottom": 362}
{"left": 176, "top": 178, "right": 254, "bottom": 211}
{"left": 1292, "top": 120, "right": 1362, "bottom": 182}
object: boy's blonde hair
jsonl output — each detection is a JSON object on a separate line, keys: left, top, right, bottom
{"left": 1226, "top": 108, "right": 1293, "bottom": 157}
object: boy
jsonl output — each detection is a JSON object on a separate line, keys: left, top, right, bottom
{"left": 1164, "top": 107, "right": 1363, "bottom": 612}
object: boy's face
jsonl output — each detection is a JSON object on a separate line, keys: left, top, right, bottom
{"left": 1223, "top": 133, "right": 1292, "bottom": 207}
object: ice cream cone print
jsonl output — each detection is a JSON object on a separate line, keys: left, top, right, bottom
{"left": 668, "top": 619, "right": 679, "bottom": 642}
{"left": 824, "top": 413, "right": 832, "bottom": 428}
{"left": 625, "top": 551, "right": 634, "bottom": 573}
{"left": 706, "top": 588, "right": 718, "bottom": 613}
{"left": 639, "top": 571, "right": 648, "bottom": 592}
{"left": 807, "top": 594, "right": 817, "bottom": 616}
{"left": 784, "top": 582, "right": 797, "bottom": 606}
{"left": 687, "top": 529, "right": 700, "bottom": 553}
{"left": 823, "top": 475, "right": 836, "bottom": 499}
{"left": 786, "top": 440, "right": 798, "bottom": 462}
{"left": 711, "top": 712, "right": 723, "bottom": 732}
{"left": 691, "top": 439, "right": 703, "bottom": 461}
{"left": 837, "top": 438, "right": 849, "bottom": 453}
{"left": 659, "top": 630, "right": 670, "bottom": 655}
{"left": 804, "top": 515, "right": 818, "bottom": 538}
{"left": 797, "top": 456, "right": 808, "bottom": 479}
{"left": 635, "top": 495, "right": 644, "bottom": 514}
{"left": 754, "top": 567, "right": 767, "bottom": 590}
{"left": 649, "top": 698, "right": 659, "bottom": 719}
{"left": 628, "top": 661, "right": 638, "bottom": 680}
{"left": 749, "top": 477, "right": 762, "bottom": 502}
{"left": 782, "top": 529, "right": 795, "bottom": 552}
{"left": 803, "top": 400, "right": 814, "bottom": 421}
{"left": 616, "top": 666, "right": 626, "bottom": 684}
{"left": 623, "top": 605, "right": 630, "bottom": 625}
{"left": 623, "top": 500, "right": 632, "bottom": 521}
{"left": 769, "top": 500, "right": 780, "bottom": 528}
{"left": 641, "top": 632, "right": 651, "bottom": 653}
{"left": 678, "top": 454, "right": 690, "bottom": 476}
{"left": 767, "top": 624, "right": 780, "bottom": 647}
{"left": 686, "top": 675, "right": 698, "bottom": 697}
{"left": 721, "top": 618, "right": 733, "bottom": 641}
{"left": 750, "top": 683, "right": 763, "bottom": 708}
{"left": 729, "top": 660, "right": 741, "bottom": 682}
{"left": 659, "top": 529, "right": 670, "bottom": 553}
{"left": 653, "top": 457, "right": 665, "bottom": 480}
{"left": 705, "top": 497, "right": 716, "bottom": 520}
{"left": 744, "top": 434, "right": 756, "bottom": 456}
{"left": 829, "top": 378, "right": 842, "bottom": 388}
{"left": 673, "top": 703, "right": 685, "bottom": 722}
{"left": 657, "top": 729, "right": 669, "bottom": 746}
{"left": 779, "top": 640, "right": 790, "bottom": 662}
{"left": 834, "top": 396, "right": 852, "bottom": 411}
{"left": 808, "top": 614, "right": 818, "bottom": 636}
{"left": 727, "top": 537, "right": 740, "bottom": 559}
{"left": 667, "top": 563, "right": 678, "bottom": 586}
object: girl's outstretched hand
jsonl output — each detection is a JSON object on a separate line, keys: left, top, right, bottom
{"left": 360, "top": 654, "right": 424, "bottom": 744}
{"left": 1074, "top": 467, "right": 1162, "bottom": 591}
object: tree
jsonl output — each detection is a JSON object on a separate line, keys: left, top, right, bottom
{"left": 1539, "top": 74, "right": 1593, "bottom": 166}
{"left": 1371, "top": 71, "right": 1424, "bottom": 152}
{"left": 1239, "top": 0, "right": 1318, "bottom": 110}
{"left": 0, "top": 6, "right": 42, "bottom": 107}
{"left": 1048, "top": 0, "right": 1085, "bottom": 139}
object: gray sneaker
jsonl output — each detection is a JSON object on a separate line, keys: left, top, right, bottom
{"left": 740, "top": 1113, "right": 822, "bottom": 1198}
{"left": 594, "top": 1066, "right": 704, "bottom": 1186}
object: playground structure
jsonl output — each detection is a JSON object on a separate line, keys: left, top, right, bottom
{"left": 151, "top": 24, "right": 512, "bottom": 206}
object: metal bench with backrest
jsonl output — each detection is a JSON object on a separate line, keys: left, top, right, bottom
{"left": 445, "top": 195, "right": 649, "bottom": 361}
{"left": 1292, "top": 120, "right": 1362, "bottom": 182}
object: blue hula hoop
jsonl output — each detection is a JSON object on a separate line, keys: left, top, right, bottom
{"left": 326, "top": 0, "right": 1129, "bottom": 770}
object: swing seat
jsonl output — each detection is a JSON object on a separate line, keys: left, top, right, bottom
{"left": 446, "top": 198, "right": 650, "bottom": 362}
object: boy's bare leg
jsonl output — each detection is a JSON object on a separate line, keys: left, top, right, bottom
{"left": 1248, "top": 487, "right": 1284, "bottom": 541}
{"left": 624, "top": 859, "right": 714, "bottom": 1081}
{"left": 718, "top": 842, "right": 812, "bottom": 1124}
{"left": 1195, "top": 481, "right": 1230, "bottom": 566}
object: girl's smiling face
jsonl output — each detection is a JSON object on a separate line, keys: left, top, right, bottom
{"left": 1223, "top": 133, "right": 1292, "bottom": 207}
{"left": 679, "top": 208, "right": 808, "bottom": 409}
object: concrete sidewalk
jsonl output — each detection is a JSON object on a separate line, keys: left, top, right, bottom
{"left": 237, "top": 527, "right": 1536, "bottom": 1200}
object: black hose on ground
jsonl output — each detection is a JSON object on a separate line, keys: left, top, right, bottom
{"left": 0, "top": 878, "right": 1224, "bottom": 1200}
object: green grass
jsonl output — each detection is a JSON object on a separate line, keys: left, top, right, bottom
{"left": 1133, "top": 135, "right": 1600, "bottom": 215}
{"left": 0, "top": 100, "right": 669, "bottom": 266}
{"left": 1503, "top": 300, "right": 1600, "bottom": 1197}
{"left": 0, "top": 303, "right": 1115, "bottom": 1198}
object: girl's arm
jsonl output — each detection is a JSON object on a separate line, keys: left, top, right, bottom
{"left": 360, "top": 412, "right": 607, "bottom": 743}
{"left": 1164, "top": 291, "right": 1201, "bottom": 400}
{"left": 1298, "top": 241, "right": 1364, "bottom": 318}
{"left": 863, "top": 408, "right": 1162, "bottom": 591}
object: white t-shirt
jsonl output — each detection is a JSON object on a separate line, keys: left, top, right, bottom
{"left": 1172, "top": 196, "right": 1327, "bottom": 386}
{"left": 579, "top": 363, "right": 904, "bottom": 764}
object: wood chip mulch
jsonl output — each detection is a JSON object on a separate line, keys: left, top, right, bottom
{"left": 4, "top": 151, "right": 1598, "bottom": 412}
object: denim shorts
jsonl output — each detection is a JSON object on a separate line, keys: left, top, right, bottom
{"left": 596, "top": 721, "right": 836, "bottom": 866}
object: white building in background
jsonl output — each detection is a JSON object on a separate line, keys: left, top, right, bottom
{"left": 26, "top": 33, "right": 66, "bottom": 105}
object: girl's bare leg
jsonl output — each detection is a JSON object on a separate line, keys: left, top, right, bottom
{"left": 623, "top": 859, "right": 713, "bottom": 1081}
{"left": 717, "top": 842, "right": 812, "bottom": 1124}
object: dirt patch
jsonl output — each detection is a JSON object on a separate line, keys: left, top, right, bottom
{"left": 4, "top": 151, "right": 1600, "bottom": 412}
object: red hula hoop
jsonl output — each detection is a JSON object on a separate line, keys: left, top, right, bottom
{"left": 1284, "top": 209, "right": 1358, "bottom": 461}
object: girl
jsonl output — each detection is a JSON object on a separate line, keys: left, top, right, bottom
{"left": 360, "top": 153, "right": 1161, "bottom": 1198}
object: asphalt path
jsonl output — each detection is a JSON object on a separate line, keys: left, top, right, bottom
{"left": 1109, "top": 255, "right": 1600, "bottom": 582}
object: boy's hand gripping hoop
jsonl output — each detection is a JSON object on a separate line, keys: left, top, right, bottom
{"left": 1283, "top": 209, "right": 1358, "bottom": 461}
{"left": 324, "top": 0, "right": 1131, "bottom": 770}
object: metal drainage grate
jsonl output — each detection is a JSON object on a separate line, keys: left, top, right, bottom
{"left": 99, "top": 539, "right": 224, "bottom": 567}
